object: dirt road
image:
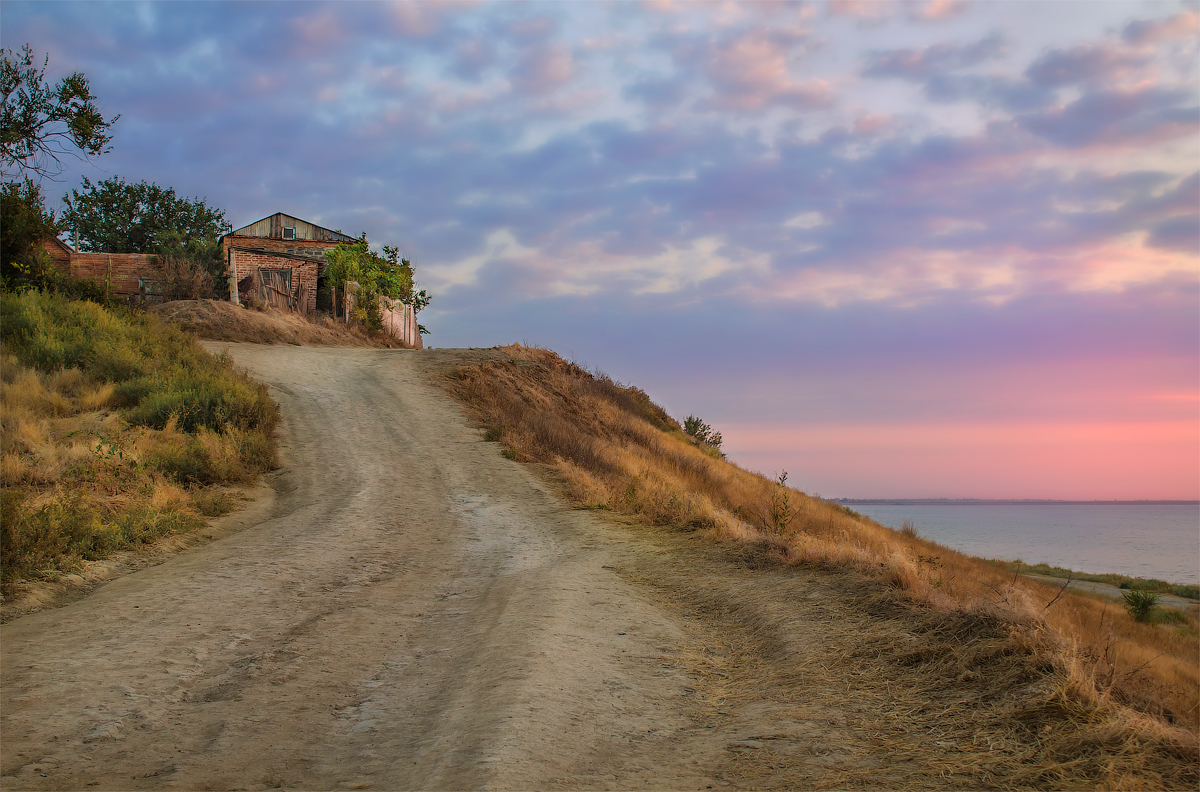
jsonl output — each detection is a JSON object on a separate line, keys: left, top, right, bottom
{"left": 2, "top": 346, "right": 1007, "bottom": 790}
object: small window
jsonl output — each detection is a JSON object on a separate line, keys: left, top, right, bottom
{"left": 282, "top": 227, "right": 296, "bottom": 240}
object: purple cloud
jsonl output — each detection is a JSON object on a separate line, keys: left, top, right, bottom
{"left": 1018, "top": 87, "right": 1198, "bottom": 148}
{"left": 1025, "top": 42, "right": 1149, "bottom": 87}
{"left": 1122, "top": 10, "right": 1200, "bottom": 45}
{"left": 863, "top": 32, "right": 1007, "bottom": 79}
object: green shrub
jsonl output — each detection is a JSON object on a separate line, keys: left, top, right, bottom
{"left": 0, "top": 291, "right": 278, "bottom": 436}
{"left": 1123, "top": 589, "right": 1160, "bottom": 623}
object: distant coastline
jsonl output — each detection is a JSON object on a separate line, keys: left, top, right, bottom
{"left": 832, "top": 499, "right": 1199, "bottom": 506}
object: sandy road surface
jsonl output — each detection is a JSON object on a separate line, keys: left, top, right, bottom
{"left": 3, "top": 346, "right": 991, "bottom": 791}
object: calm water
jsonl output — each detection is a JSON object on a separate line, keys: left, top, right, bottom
{"left": 845, "top": 503, "right": 1200, "bottom": 585}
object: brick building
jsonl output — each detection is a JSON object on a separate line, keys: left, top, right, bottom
{"left": 222, "top": 213, "right": 355, "bottom": 314}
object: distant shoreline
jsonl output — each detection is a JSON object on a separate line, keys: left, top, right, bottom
{"left": 832, "top": 499, "right": 1199, "bottom": 506}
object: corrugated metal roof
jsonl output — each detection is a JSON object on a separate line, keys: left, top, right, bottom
{"left": 227, "top": 213, "right": 355, "bottom": 242}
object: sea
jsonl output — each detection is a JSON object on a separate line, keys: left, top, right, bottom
{"left": 841, "top": 502, "right": 1200, "bottom": 586}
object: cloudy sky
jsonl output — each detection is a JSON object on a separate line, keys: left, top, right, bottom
{"left": 4, "top": 0, "right": 1197, "bottom": 499}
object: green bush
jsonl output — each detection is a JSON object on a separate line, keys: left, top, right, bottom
{"left": 0, "top": 291, "right": 278, "bottom": 436}
{"left": 1123, "top": 589, "right": 1160, "bottom": 623}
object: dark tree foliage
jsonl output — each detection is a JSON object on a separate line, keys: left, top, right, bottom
{"left": 683, "top": 415, "right": 723, "bottom": 451}
{"left": 1, "top": 45, "right": 119, "bottom": 179}
{"left": 61, "top": 176, "right": 230, "bottom": 253}
{"left": 0, "top": 177, "right": 60, "bottom": 287}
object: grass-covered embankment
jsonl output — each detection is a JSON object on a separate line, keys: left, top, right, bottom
{"left": 1, "top": 291, "right": 279, "bottom": 590}
{"left": 444, "top": 343, "right": 1198, "bottom": 790}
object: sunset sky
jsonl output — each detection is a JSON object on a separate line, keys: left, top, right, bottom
{"left": 3, "top": 1, "right": 1197, "bottom": 499}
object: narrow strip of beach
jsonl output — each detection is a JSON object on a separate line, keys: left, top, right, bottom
{"left": 1022, "top": 574, "right": 1199, "bottom": 610}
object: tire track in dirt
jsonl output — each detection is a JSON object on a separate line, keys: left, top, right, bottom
{"left": 2, "top": 345, "right": 984, "bottom": 790}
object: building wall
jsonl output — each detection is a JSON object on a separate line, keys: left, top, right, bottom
{"left": 43, "top": 240, "right": 160, "bottom": 297}
{"left": 379, "top": 298, "right": 423, "bottom": 349}
{"left": 69, "top": 252, "right": 160, "bottom": 295}
{"left": 229, "top": 249, "right": 319, "bottom": 313}
{"left": 43, "top": 239, "right": 72, "bottom": 272}
{"left": 221, "top": 236, "right": 342, "bottom": 261}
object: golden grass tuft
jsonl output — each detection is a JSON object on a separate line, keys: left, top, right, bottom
{"left": 442, "top": 343, "right": 1199, "bottom": 790}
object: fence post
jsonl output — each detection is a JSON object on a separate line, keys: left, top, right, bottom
{"left": 229, "top": 248, "right": 239, "bottom": 305}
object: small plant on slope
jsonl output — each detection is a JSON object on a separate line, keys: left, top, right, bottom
{"left": 1123, "top": 588, "right": 1160, "bottom": 623}
{"left": 683, "top": 414, "right": 724, "bottom": 457}
{"left": 753, "top": 470, "right": 803, "bottom": 538}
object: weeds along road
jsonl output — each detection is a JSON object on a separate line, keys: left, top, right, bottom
{"left": 2, "top": 345, "right": 982, "bottom": 791}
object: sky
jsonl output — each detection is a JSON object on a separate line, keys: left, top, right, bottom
{"left": 3, "top": 0, "right": 1197, "bottom": 499}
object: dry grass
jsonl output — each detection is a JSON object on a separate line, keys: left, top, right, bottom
{"left": 150, "top": 299, "right": 412, "bottom": 347}
{"left": 442, "top": 343, "right": 1199, "bottom": 790}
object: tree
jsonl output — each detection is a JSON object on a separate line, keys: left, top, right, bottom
{"left": 1, "top": 45, "right": 119, "bottom": 179}
{"left": 61, "top": 176, "right": 230, "bottom": 253}
{"left": 324, "top": 236, "right": 430, "bottom": 331}
{"left": 1, "top": 177, "right": 59, "bottom": 287}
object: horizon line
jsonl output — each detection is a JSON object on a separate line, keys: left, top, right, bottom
{"left": 831, "top": 498, "right": 1200, "bottom": 505}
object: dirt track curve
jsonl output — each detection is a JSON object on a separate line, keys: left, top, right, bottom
{"left": 2, "top": 345, "right": 990, "bottom": 791}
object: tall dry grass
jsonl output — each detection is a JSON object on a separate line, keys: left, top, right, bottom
{"left": 444, "top": 343, "right": 1199, "bottom": 790}
{"left": 1, "top": 291, "right": 279, "bottom": 588}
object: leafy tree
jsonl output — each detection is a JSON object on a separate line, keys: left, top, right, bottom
{"left": 1, "top": 177, "right": 60, "bottom": 288}
{"left": 61, "top": 176, "right": 230, "bottom": 253}
{"left": 325, "top": 236, "right": 430, "bottom": 331}
{"left": 1, "top": 45, "right": 119, "bottom": 179}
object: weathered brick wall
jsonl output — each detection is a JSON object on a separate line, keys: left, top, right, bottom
{"left": 42, "top": 240, "right": 160, "bottom": 296}
{"left": 222, "top": 236, "right": 340, "bottom": 260}
{"left": 69, "top": 252, "right": 159, "bottom": 295}
{"left": 229, "top": 249, "right": 319, "bottom": 313}
{"left": 43, "top": 239, "right": 72, "bottom": 273}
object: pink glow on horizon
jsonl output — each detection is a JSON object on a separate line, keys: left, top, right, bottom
{"left": 722, "top": 420, "right": 1200, "bottom": 500}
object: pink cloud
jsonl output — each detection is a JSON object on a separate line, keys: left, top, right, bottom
{"left": 853, "top": 113, "right": 893, "bottom": 135}
{"left": 1123, "top": 10, "right": 1200, "bottom": 45}
{"left": 908, "top": 0, "right": 968, "bottom": 22}
{"left": 701, "top": 31, "right": 833, "bottom": 110}
{"left": 388, "top": 1, "right": 456, "bottom": 37}
{"left": 828, "top": 0, "right": 895, "bottom": 21}
{"left": 290, "top": 8, "right": 345, "bottom": 45}
{"left": 511, "top": 44, "right": 575, "bottom": 95}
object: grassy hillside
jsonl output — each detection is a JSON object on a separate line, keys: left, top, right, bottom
{"left": 444, "top": 343, "right": 1198, "bottom": 790}
{"left": 1, "top": 292, "right": 279, "bottom": 589}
